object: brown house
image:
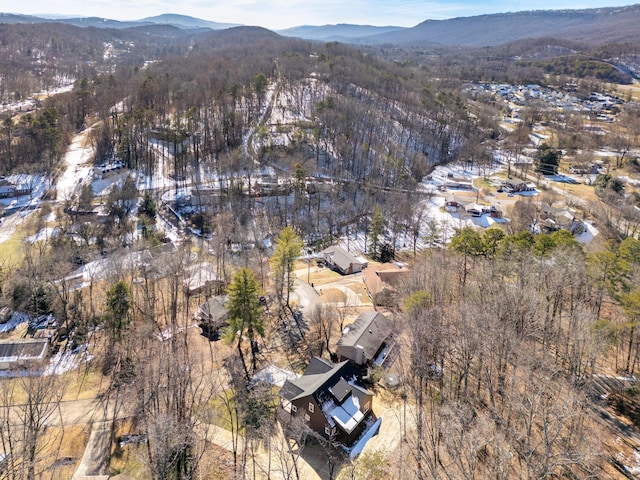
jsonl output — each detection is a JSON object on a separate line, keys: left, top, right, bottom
{"left": 503, "top": 180, "right": 536, "bottom": 193}
{"left": 337, "top": 312, "right": 394, "bottom": 368}
{"left": 362, "top": 265, "right": 407, "bottom": 307}
{"left": 279, "top": 357, "right": 374, "bottom": 445}
{"left": 0, "top": 178, "right": 31, "bottom": 198}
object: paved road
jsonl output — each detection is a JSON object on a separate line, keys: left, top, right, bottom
{"left": 72, "top": 420, "right": 112, "bottom": 480}
{"left": 293, "top": 279, "right": 322, "bottom": 317}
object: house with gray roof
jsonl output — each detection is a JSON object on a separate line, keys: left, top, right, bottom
{"left": 337, "top": 311, "right": 394, "bottom": 368}
{"left": 0, "top": 339, "right": 49, "bottom": 370}
{"left": 183, "top": 262, "right": 224, "bottom": 296}
{"left": 322, "top": 246, "right": 367, "bottom": 275}
{"left": 195, "top": 296, "right": 228, "bottom": 339}
{"left": 279, "top": 357, "right": 374, "bottom": 445}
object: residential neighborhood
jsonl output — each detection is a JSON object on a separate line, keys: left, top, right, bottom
{"left": 1, "top": 3, "right": 640, "bottom": 478}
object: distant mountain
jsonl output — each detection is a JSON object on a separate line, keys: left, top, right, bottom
{"left": 32, "top": 13, "right": 83, "bottom": 19}
{"left": 0, "top": 13, "right": 145, "bottom": 29}
{"left": 359, "top": 4, "right": 640, "bottom": 47}
{"left": 139, "top": 14, "right": 239, "bottom": 30}
{"left": 0, "top": 13, "right": 49, "bottom": 24}
{"left": 278, "top": 24, "right": 403, "bottom": 42}
{"left": 4, "top": 4, "right": 640, "bottom": 48}
{"left": 53, "top": 17, "right": 146, "bottom": 29}
{"left": 0, "top": 12, "right": 238, "bottom": 30}
{"left": 194, "top": 26, "right": 283, "bottom": 49}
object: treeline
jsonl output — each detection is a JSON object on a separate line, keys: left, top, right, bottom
{"left": 0, "top": 20, "right": 485, "bottom": 193}
{"left": 371, "top": 37, "right": 640, "bottom": 86}
{"left": 0, "top": 74, "right": 127, "bottom": 174}
{"left": 0, "top": 22, "right": 194, "bottom": 105}
{"left": 516, "top": 57, "right": 632, "bottom": 84}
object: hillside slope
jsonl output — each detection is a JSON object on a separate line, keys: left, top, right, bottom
{"left": 359, "top": 4, "right": 640, "bottom": 47}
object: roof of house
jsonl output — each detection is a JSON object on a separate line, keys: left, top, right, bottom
{"left": 377, "top": 270, "right": 405, "bottom": 286}
{"left": 280, "top": 357, "right": 351, "bottom": 402}
{"left": 337, "top": 311, "right": 393, "bottom": 361}
{"left": 329, "top": 393, "right": 364, "bottom": 433}
{"left": 465, "top": 203, "right": 486, "bottom": 212}
{"left": 0, "top": 339, "right": 49, "bottom": 363}
{"left": 183, "top": 262, "right": 221, "bottom": 293}
{"left": 329, "top": 377, "right": 353, "bottom": 404}
{"left": 197, "top": 296, "right": 228, "bottom": 322}
{"left": 363, "top": 264, "right": 406, "bottom": 297}
{"left": 324, "top": 380, "right": 373, "bottom": 434}
{"left": 323, "top": 246, "right": 364, "bottom": 272}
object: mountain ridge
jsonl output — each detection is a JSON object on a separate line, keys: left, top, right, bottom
{"left": 3, "top": 4, "right": 640, "bottom": 47}
{"left": 139, "top": 13, "right": 239, "bottom": 30}
{"left": 358, "top": 3, "right": 640, "bottom": 46}
{"left": 277, "top": 23, "right": 403, "bottom": 42}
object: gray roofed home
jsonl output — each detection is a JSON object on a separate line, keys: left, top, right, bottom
{"left": 337, "top": 311, "right": 394, "bottom": 367}
{"left": 195, "top": 296, "right": 229, "bottom": 339}
{"left": 183, "top": 262, "right": 224, "bottom": 296}
{"left": 322, "top": 246, "right": 367, "bottom": 275}
{"left": 279, "top": 357, "right": 374, "bottom": 445}
{"left": 0, "top": 339, "right": 49, "bottom": 370}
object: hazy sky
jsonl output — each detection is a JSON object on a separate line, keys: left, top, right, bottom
{"left": 3, "top": 0, "right": 639, "bottom": 29}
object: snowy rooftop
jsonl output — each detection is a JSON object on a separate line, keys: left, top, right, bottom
{"left": 330, "top": 394, "right": 364, "bottom": 434}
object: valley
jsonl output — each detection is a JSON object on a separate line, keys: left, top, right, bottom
{"left": 0, "top": 6, "right": 639, "bottom": 479}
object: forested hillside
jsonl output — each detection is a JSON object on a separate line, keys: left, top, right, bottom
{"left": 0, "top": 13, "right": 640, "bottom": 479}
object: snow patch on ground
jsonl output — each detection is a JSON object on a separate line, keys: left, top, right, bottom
{"left": 253, "top": 365, "right": 300, "bottom": 387}
{"left": 92, "top": 171, "right": 130, "bottom": 196}
{"left": 26, "top": 227, "right": 60, "bottom": 243}
{"left": 43, "top": 344, "right": 93, "bottom": 376}
{"left": 576, "top": 220, "right": 599, "bottom": 244}
{"left": 0, "top": 312, "right": 30, "bottom": 333}
{"left": 617, "top": 448, "right": 640, "bottom": 476}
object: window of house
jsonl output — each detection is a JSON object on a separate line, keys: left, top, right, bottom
{"left": 305, "top": 413, "right": 310, "bottom": 422}
{"left": 309, "top": 402, "right": 315, "bottom": 413}
{"left": 363, "top": 401, "right": 370, "bottom": 413}
{"left": 325, "top": 426, "right": 331, "bottom": 436}
{"left": 291, "top": 404, "right": 297, "bottom": 413}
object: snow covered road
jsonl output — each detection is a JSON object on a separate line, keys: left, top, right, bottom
{"left": 55, "top": 126, "right": 96, "bottom": 202}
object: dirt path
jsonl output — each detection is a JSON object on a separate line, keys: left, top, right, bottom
{"left": 52, "top": 397, "right": 114, "bottom": 427}
{"left": 198, "top": 421, "right": 328, "bottom": 480}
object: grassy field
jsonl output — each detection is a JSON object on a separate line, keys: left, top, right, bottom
{"left": 0, "top": 224, "right": 25, "bottom": 266}
{"left": 321, "top": 288, "right": 346, "bottom": 303}
{"left": 612, "top": 83, "right": 640, "bottom": 101}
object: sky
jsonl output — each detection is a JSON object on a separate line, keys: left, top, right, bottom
{"left": 2, "top": 0, "right": 639, "bottom": 30}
